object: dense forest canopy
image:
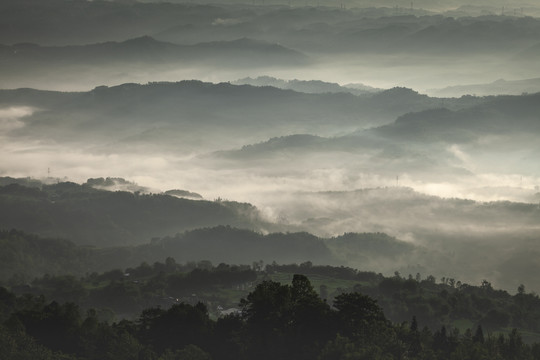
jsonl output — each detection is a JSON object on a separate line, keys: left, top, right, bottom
{"left": 3, "top": 270, "right": 540, "bottom": 359}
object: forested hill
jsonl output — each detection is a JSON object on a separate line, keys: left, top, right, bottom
{"left": 0, "top": 36, "right": 307, "bottom": 69}
{"left": 0, "top": 179, "right": 267, "bottom": 247}
{"left": 1, "top": 226, "right": 414, "bottom": 284}
{"left": 0, "top": 81, "right": 484, "bottom": 148}
{"left": 3, "top": 267, "right": 540, "bottom": 360}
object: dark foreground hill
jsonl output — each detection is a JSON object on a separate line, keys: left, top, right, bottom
{"left": 2, "top": 266, "right": 540, "bottom": 360}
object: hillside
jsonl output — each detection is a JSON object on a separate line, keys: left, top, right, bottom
{"left": 0, "top": 36, "right": 306, "bottom": 68}
{"left": 0, "top": 180, "right": 266, "bottom": 247}
{"left": 0, "top": 82, "right": 457, "bottom": 154}
{"left": 374, "top": 92, "right": 540, "bottom": 142}
{"left": 3, "top": 260, "right": 540, "bottom": 359}
{"left": 0, "top": 225, "right": 415, "bottom": 284}
{"left": 232, "top": 76, "right": 381, "bottom": 95}
{"left": 2, "top": 180, "right": 540, "bottom": 293}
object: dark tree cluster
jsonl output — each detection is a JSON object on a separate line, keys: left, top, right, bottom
{"left": 265, "top": 263, "right": 540, "bottom": 335}
{"left": 10, "top": 257, "right": 540, "bottom": 339}
{"left": 354, "top": 274, "right": 540, "bottom": 334}
{"left": 266, "top": 261, "right": 383, "bottom": 282}
{"left": 2, "top": 276, "right": 540, "bottom": 360}
{"left": 18, "top": 259, "right": 257, "bottom": 319}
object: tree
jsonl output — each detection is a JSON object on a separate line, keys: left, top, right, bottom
{"left": 240, "top": 275, "right": 333, "bottom": 360}
{"left": 240, "top": 280, "right": 292, "bottom": 360}
{"left": 165, "top": 257, "right": 177, "bottom": 273}
{"left": 408, "top": 316, "right": 422, "bottom": 357}
{"left": 481, "top": 309, "right": 510, "bottom": 331}
{"left": 473, "top": 324, "right": 484, "bottom": 344}
{"left": 333, "top": 292, "right": 387, "bottom": 340}
{"left": 289, "top": 275, "right": 333, "bottom": 360}
{"left": 137, "top": 303, "right": 211, "bottom": 354}
{"left": 11, "top": 300, "right": 83, "bottom": 355}
{"left": 481, "top": 280, "right": 492, "bottom": 291}
{"left": 211, "top": 314, "right": 244, "bottom": 360}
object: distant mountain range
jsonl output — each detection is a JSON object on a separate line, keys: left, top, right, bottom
{"left": 400, "top": 16, "right": 540, "bottom": 53}
{"left": 2, "top": 81, "right": 538, "bottom": 185}
{"left": 232, "top": 76, "right": 381, "bottom": 96}
{"left": 2, "top": 2, "right": 540, "bottom": 59}
{"left": 429, "top": 77, "right": 540, "bottom": 97}
{"left": 213, "top": 90, "right": 540, "bottom": 166}
{"left": 2, "top": 1, "right": 539, "bottom": 92}
{"left": 376, "top": 92, "right": 540, "bottom": 139}
{"left": 4, "top": 81, "right": 538, "bottom": 186}
{"left": 0, "top": 36, "right": 307, "bottom": 68}
{"left": 0, "top": 81, "right": 460, "bottom": 153}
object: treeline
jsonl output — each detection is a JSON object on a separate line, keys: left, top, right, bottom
{"left": 2, "top": 275, "right": 540, "bottom": 360}
{"left": 266, "top": 261, "right": 383, "bottom": 282}
{"left": 267, "top": 263, "right": 540, "bottom": 335}
{"left": 6, "top": 258, "right": 540, "bottom": 340}
{"left": 362, "top": 275, "right": 540, "bottom": 335}
{"left": 0, "top": 227, "right": 335, "bottom": 283}
{"left": 14, "top": 259, "right": 257, "bottom": 319}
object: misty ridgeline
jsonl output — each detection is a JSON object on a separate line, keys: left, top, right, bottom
{"left": 2, "top": 0, "right": 540, "bottom": 359}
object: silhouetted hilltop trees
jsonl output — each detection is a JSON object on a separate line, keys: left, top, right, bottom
{"left": 6, "top": 254, "right": 540, "bottom": 340}
{"left": 3, "top": 274, "right": 540, "bottom": 360}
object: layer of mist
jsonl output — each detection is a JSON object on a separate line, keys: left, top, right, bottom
{"left": 2, "top": 1, "right": 540, "bottom": 92}
{"left": 1, "top": 0, "right": 540, "bottom": 294}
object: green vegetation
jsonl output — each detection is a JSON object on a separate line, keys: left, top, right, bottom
{"left": 3, "top": 180, "right": 540, "bottom": 357}
{"left": 3, "top": 274, "right": 540, "bottom": 360}
{"left": 4, "top": 257, "right": 540, "bottom": 342}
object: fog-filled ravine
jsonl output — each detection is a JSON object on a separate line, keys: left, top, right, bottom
{"left": 2, "top": 0, "right": 540, "bottom": 295}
